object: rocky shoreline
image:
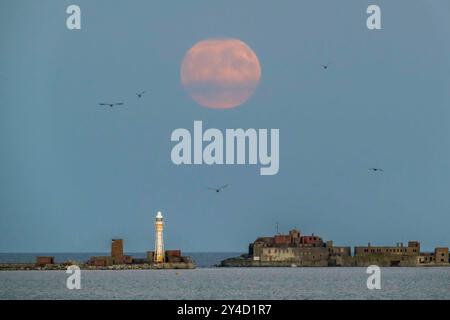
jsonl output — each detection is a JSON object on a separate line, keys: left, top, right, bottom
{"left": 0, "top": 262, "right": 195, "bottom": 271}
{"left": 220, "top": 255, "right": 450, "bottom": 268}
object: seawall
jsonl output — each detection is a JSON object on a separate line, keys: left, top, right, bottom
{"left": 220, "top": 255, "right": 450, "bottom": 267}
{"left": 0, "top": 262, "right": 196, "bottom": 271}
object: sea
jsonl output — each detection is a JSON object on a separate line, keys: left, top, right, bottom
{"left": 0, "top": 253, "right": 449, "bottom": 300}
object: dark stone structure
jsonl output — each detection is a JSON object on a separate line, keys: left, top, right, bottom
{"left": 35, "top": 256, "right": 54, "bottom": 267}
{"left": 86, "top": 239, "right": 194, "bottom": 269}
{"left": 111, "top": 239, "right": 124, "bottom": 264}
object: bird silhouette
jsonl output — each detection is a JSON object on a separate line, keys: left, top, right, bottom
{"left": 321, "top": 62, "right": 332, "bottom": 70}
{"left": 136, "top": 91, "right": 146, "bottom": 98}
{"left": 369, "top": 168, "right": 384, "bottom": 172}
{"left": 99, "top": 102, "right": 124, "bottom": 108}
{"left": 208, "top": 184, "right": 228, "bottom": 193}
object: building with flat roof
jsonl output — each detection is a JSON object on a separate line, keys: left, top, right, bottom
{"left": 36, "top": 256, "right": 54, "bottom": 267}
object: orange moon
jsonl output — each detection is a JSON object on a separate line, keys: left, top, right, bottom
{"left": 180, "top": 38, "right": 261, "bottom": 109}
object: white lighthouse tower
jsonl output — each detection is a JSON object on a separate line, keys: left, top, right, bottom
{"left": 154, "top": 211, "right": 165, "bottom": 263}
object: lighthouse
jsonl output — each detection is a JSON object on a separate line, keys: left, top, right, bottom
{"left": 154, "top": 211, "right": 165, "bottom": 263}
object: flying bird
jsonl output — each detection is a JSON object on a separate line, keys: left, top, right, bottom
{"left": 136, "top": 91, "right": 146, "bottom": 98}
{"left": 369, "top": 168, "right": 384, "bottom": 172}
{"left": 99, "top": 102, "right": 124, "bottom": 108}
{"left": 208, "top": 184, "right": 228, "bottom": 193}
{"left": 321, "top": 62, "right": 332, "bottom": 70}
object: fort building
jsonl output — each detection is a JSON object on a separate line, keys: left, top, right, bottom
{"left": 416, "top": 248, "right": 448, "bottom": 265}
{"left": 221, "top": 228, "right": 449, "bottom": 267}
{"left": 352, "top": 241, "right": 422, "bottom": 267}
{"left": 354, "top": 241, "right": 420, "bottom": 257}
{"left": 432, "top": 247, "right": 449, "bottom": 264}
{"left": 247, "top": 229, "right": 351, "bottom": 267}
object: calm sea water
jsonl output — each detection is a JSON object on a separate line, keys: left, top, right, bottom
{"left": 0, "top": 254, "right": 449, "bottom": 299}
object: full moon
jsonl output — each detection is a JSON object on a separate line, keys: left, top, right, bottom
{"left": 180, "top": 38, "right": 261, "bottom": 109}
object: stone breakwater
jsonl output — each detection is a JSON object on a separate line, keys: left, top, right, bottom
{"left": 0, "top": 262, "right": 195, "bottom": 271}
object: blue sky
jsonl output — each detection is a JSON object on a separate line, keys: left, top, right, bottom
{"left": 1, "top": 0, "right": 450, "bottom": 252}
